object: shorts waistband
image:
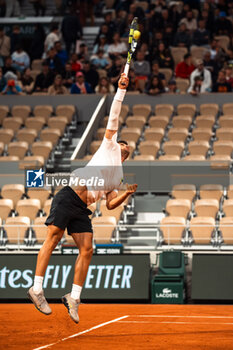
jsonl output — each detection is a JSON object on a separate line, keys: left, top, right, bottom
{"left": 64, "top": 186, "right": 87, "bottom": 208}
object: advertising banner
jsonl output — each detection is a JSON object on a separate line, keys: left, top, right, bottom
{"left": 0, "top": 254, "right": 150, "bottom": 300}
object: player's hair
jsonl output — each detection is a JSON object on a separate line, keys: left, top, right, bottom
{"left": 117, "top": 140, "right": 128, "bottom": 146}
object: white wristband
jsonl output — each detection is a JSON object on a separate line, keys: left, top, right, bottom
{"left": 114, "top": 88, "right": 126, "bottom": 102}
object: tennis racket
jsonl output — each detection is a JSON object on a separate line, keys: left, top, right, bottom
{"left": 123, "top": 17, "right": 140, "bottom": 77}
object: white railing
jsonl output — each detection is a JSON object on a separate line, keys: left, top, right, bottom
{"left": 1, "top": 224, "right": 233, "bottom": 252}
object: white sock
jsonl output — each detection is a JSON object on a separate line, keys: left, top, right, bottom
{"left": 33, "top": 276, "right": 44, "bottom": 293}
{"left": 71, "top": 284, "right": 82, "bottom": 300}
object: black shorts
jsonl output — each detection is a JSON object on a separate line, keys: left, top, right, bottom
{"left": 45, "top": 186, "right": 93, "bottom": 235}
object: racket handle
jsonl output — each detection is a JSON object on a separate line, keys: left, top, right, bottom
{"left": 124, "top": 63, "right": 130, "bottom": 77}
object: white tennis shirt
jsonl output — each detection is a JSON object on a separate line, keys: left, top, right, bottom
{"left": 72, "top": 133, "right": 123, "bottom": 205}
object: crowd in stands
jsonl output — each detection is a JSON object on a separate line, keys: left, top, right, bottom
{"left": 1, "top": 0, "right": 233, "bottom": 95}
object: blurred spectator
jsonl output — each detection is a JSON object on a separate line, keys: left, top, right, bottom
{"left": 167, "top": 80, "right": 179, "bottom": 94}
{"left": 146, "top": 75, "right": 165, "bottom": 95}
{"left": 168, "top": 4, "right": 181, "bottom": 31}
{"left": 175, "top": 53, "right": 195, "bottom": 79}
{"left": 34, "top": 61, "right": 54, "bottom": 93}
{"left": 77, "top": 43, "right": 89, "bottom": 62}
{"left": 70, "top": 53, "right": 82, "bottom": 74}
{"left": 70, "top": 71, "right": 93, "bottom": 94}
{"left": 103, "top": 12, "right": 116, "bottom": 39}
{"left": 0, "top": 26, "right": 10, "bottom": 66}
{"left": 95, "top": 76, "right": 115, "bottom": 93}
{"left": 20, "top": 68, "right": 34, "bottom": 94}
{"left": 201, "top": 9, "right": 214, "bottom": 33}
{"left": 190, "top": 59, "right": 212, "bottom": 92}
{"left": 48, "top": 74, "right": 68, "bottom": 95}
{"left": 45, "top": 48, "right": 63, "bottom": 75}
{"left": 107, "top": 56, "right": 122, "bottom": 90}
{"left": 79, "top": 0, "right": 94, "bottom": 26}
{"left": 113, "top": 9, "right": 128, "bottom": 37}
{"left": 160, "top": 9, "right": 172, "bottom": 30}
{"left": 5, "top": 0, "right": 20, "bottom": 17}
{"left": 82, "top": 60, "right": 99, "bottom": 90}
{"left": 133, "top": 51, "right": 151, "bottom": 79}
{"left": 203, "top": 51, "right": 219, "bottom": 82}
{"left": 188, "top": 76, "right": 204, "bottom": 95}
{"left": 107, "top": 33, "right": 127, "bottom": 59}
{"left": 1, "top": 78, "right": 22, "bottom": 95}
{"left": 163, "top": 25, "right": 175, "bottom": 47}
{"left": 61, "top": 10, "right": 82, "bottom": 55}
{"left": 95, "top": 24, "right": 112, "bottom": 45}
{"left": 212, "top": 70, "right": 232, "bottom": 92}
{"left": 92, "top": 35, "right": 109, "bottom": 57}
{"left": 10, "top": 25, "right": 21, "bottom": 54}
{"left": 225, "top": 66, "right": 233, "bottom": 88}
{"left": 139, "top": 43, "right": 150, "bottom": 61}
{"left": 91, "top": 49, "right": 110, "bottom": 70}
{"left": 173, "top": 23, "right": 191, "bottom": 48}
{"left": 129, "top": 3, "right": 145, "bottom": 22}
{"left": 151, "top": 31, "right": 164, "bottom": 50}
{"left": 192, "top": 20, "right": 210, "bottom": 47}
{"left": 214, "top": 41, "right": 227, "bottom": 69}
{"left": 2, "top": 56, "right": 16, "bottom": 75}
{"left": 127, "top": 68, "right": 140, "bottom": 92}
{"left": 32, "top": 0, "right": 46, "bottom": 17}
{"left": 0, "top": 0, "right": 6, "bottom": 17}
{"left": 30, "top": 24, "right": 45, "bottom": 61}
{"left": 153, "top": 42, "right": 174, "bottom": 70}
{"left": 54, "top": 41, "right": 68, "bottom": 67}
{"left": 44, "top": 24, "right": 60, "bottom": 52}
{"left": 226, "top": 49, "right": 233, "bottom": 66}
{"left": 12, "top": 45, "right": 30, "bottom": 73}
{"left": 214, "top": 11, "right": 232, "bottom": 35}
{"left": 179, "top": 10, "right": 197, "bottom": 33}
{"left": 151, "top": 61, "right": 166, "bottom": 87}
{"left": 0, "top": 67, "right": 6, "bottom": 92}
{"left": 62, "top": 62, "right": 75, "bottom": 89}
{"left": 210, "top": 39, "right": 218, "bottom": 59}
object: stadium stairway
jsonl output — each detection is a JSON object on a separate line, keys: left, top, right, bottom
{"left": 47, "top": 122, "right": 86, "bottom": 173}
{"left": 20, "top": 0, "right": 57, "bottom": 16}
{"left": 119, "top": 194, "right": 169, "bottom": 249}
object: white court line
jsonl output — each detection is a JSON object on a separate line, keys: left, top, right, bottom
{"left": 118, "top": 321, "right": 233, "bottom": 325}
{"left": 33, "top": 315, "right": 128, "bottom": 350}
{"left": 131, "top": 315, "right": 233, "bottom": 319}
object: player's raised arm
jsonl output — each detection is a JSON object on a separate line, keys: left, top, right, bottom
{"left": 105, "top": 73, "right": 129, "bottom": 140}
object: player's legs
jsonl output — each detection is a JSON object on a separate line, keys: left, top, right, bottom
{"left": 28, "top": 224, "right": 64, "bottom": 315}
{"left": 35, "top": 224, "right": 64, "bottom": 276}
{"left": 71, "top": 232, "right": 93, "bottom": 286}
{"left": 61, "top": 232, "right": 93, "bottom": 323}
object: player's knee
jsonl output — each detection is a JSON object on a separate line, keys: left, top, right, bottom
{"left": 48, "top": 232, "right": 61, "bottom": 248}
{"left": 81, "top": 246, "right": 93, "bottom": 259}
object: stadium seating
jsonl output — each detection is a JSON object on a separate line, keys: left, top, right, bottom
{"left": 5, "top": 216, "right": 30, "bottom": 244}
{"left": 189, "top": 217, "right": 215, "bottom": 244}
{"left": 92, "top": 216, "right": 117, "bottom": 243}
{"left": 2, "top": 184, "right": 25, "bottom": 208}
{"left": 166, "top": 199, "right": 191, "bottom": 218}
{"left": 160, "top": 216, "right": 185, "bottom": 244}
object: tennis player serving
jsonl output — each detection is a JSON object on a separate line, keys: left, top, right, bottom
{"left": 28, "top": 73, "right": 137, "bottom": 323}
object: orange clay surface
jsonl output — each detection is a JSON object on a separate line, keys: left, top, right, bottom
{"left": 1, "top": 304, "right": 233, "bottom": 350}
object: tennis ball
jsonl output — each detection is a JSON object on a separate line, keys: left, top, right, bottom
{"left": 133, "top": 30, "right": 141, "bottom": 40}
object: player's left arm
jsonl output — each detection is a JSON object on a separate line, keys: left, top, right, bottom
{"left": 106, "top": 184, "right": 138, "bottom": 210}
{"left": 105, "top": 73, "right": 129, "bottom": 140}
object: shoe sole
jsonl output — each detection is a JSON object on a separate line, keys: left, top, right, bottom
{"left": 27, "top": 291, "right": 52, "bottom": 316}
{"left": 62, "top": 296, "right": 79, "bottom": 324}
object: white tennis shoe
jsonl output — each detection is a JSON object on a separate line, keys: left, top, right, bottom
{"left": 62, "top": 293, "right": 80, "bottom": 323}
{"left": 27, "top": 287, "right": 52, "bottom": 315}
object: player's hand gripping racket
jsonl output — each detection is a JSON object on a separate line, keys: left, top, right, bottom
{"left": 123, "top": 17, "right": 141, "bottom": 77}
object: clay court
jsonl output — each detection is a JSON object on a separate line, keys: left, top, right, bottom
{"left": 1, "top": 304, "right": 233, "bottom": 349}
